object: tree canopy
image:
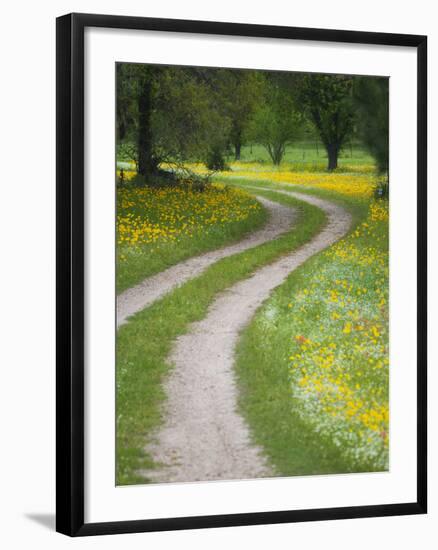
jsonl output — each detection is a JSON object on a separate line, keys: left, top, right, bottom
{"left": 117, "top": 64, "right": 229, "bottom": 178}
{"left": 249, "top": 76, "right": 302, "bottom": 165}
{"left": 117, "top": 64, "right": 389, "bottom": 182}
{"left": 354, "top": 77, "right": 389, "bottom": 174}
{"left": 297, "top": 74, "right": 355, "bottom": 170}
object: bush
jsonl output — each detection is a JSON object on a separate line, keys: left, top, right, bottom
{"left": 205, "top": 148, "right": 229, "bottom": 171}
{"left": 374, "top": 180, "right": 389, "bottom": 200}
{"left": 128, "top": 173, "right": 149, "bottom": 187}
{"left": 127, "top": 170, "right": 180, "bottom": 188}
{"left": 182, "top": 171, "right": 212, "bottom": 192}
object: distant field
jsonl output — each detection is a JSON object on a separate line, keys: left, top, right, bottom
{"left": 225, "top": 142, "right": 375, "bottom": 168}
{"left": 117, "top": 141, "right": 376, "bottom": 174}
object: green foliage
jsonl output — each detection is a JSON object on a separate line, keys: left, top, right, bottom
{"left": 221, "top": 70, "right": 263, "bottom": 159}
{"left": 117, "top": 64, "right": 231, "bottom": 176}
{"left": 116, "top": 63, "right": 139, "bottom": 143}
{"left": 249, "top": 77, "right": 302, "bottom": 165}
{"left": 117, "top": 142, "right": 139, "bottom": 169}
{"left": 374, "top": 180, "right": 389, "bottom": 199}
{"left": 205, "top": 146, "right": 230, "bottom": 171}
{"left": 153, "top": 67, "right": 230, "bottom": 165}
{"left": 117, "top": 64, "right": 387, "bottom": 181}
{"left": 297, "top": 74, "right": 355, "bottom": 170}
{"left": 354, "top": 77, "right": 389, "bottom": 174}
{"left": 127, "top": 171, "right": 180, "bottom": 188}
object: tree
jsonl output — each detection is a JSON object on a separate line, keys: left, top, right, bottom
{"left": 116, "top": 64, "right": 137, "bottom": 143}
{"left": 116, "top": 64, "right": 230, "bottom": 181}
{"left": 221, "top": 70, "right": 262, "bottom": 160}
{"left": 298, "top": 74, "right": 355, "bottom": 170}
{"left": 249, "top": 77, "right": 301, "bottom": 165}
{"left": 354, "top": 77, "right": 389, "bottom": 174}
{"left": 152, "top": 67, "right": 227, "bottom": 164}
{"left": 116, "top": 64, "right": 160, "bottom": 178}
{"left": 189, "top": 68, "right": 261, "bottom": 166}
{"left": 137, "top": 67, "right": 160, "bottom": 177}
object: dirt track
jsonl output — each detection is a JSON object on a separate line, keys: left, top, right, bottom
{"left": 117, "top": 196, "right": 296, "bottom": 327}
{"left": 142, "top": 188, "right": 352, "bottom": 483}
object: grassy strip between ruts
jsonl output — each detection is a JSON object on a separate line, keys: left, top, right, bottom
{"left": 233, "top": 179, "right": 389, "bottom": 476}
{"left": 117, "top": 184, "right": 267, "bottom": 293}
{"left": 116, "top": 189, "right": 326, "bottom": 485}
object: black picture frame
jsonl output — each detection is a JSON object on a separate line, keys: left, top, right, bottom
{"left": 56, "top": 12, "right": 427, "bottom": 537}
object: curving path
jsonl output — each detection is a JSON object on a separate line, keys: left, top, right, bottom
{"left": 117, "top": 196, "right": 297, "bottom": 327}
{"left": 142, "top": 188, "right": 352, "bottom": 484}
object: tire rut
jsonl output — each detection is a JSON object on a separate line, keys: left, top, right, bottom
{"left": 117, "top": 196, "right": 297, "bottom": 327}
{"left": 141, "top": 189, "right": 352, "bottom": 484}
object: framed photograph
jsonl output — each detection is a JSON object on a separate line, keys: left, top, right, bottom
{"left": 56, "top": 12, "right": 427, "bottom": 536}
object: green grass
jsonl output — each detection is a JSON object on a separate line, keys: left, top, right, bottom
{"left": 226, "top": 142, "right": 375, "bottom": 170}
{"left": 117, "top": 185, "right": 267, "bottom": 293}
{"left": 116, "top": 189, "right": 326, "bottom": 484}
{"left": 234, "top": 185, "right": 389, "bottom": 476}
{"left": 220, "top": 176, "right": 370, "bottom": 220}
{"left": 117, "top": 141, "right": 375, "bottom": 175}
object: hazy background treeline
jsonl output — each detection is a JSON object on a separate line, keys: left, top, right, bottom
{"left": 117, "top": 64, "right": 389, "bottom": 181}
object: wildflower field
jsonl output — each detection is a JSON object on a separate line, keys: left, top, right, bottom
{"left": 115, "top": 62, "right": 392, "bottom": 486}
{"left": 186, "top": 161, "right": 378, "bottom": 198}
{"left": 116, "top": 159, "right": 389, "bottom": 477}
{"left": 234, "top": 169, "right": 389, "bottom": 475}
{"left": 116, "top": 187, "right": 325, "bottom": 484}
{"left": 116, "top": 183, "right": 265, "bottom": 292}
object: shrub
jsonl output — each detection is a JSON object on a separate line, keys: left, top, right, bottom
{"left": 374, "top": 180, "right": 389, "bottom": 200}
{"left": 205, "top": 148, "right": 229, "bottom": 171}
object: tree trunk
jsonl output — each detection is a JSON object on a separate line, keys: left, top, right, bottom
{"left": 137, "top": 75, "right": 158, "bottom": 178}
{"left": 327, "top": 143, "right": 338, "bottom": 171}
{"left": 234, "top": 142, "right": 241, "bottom": 160}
